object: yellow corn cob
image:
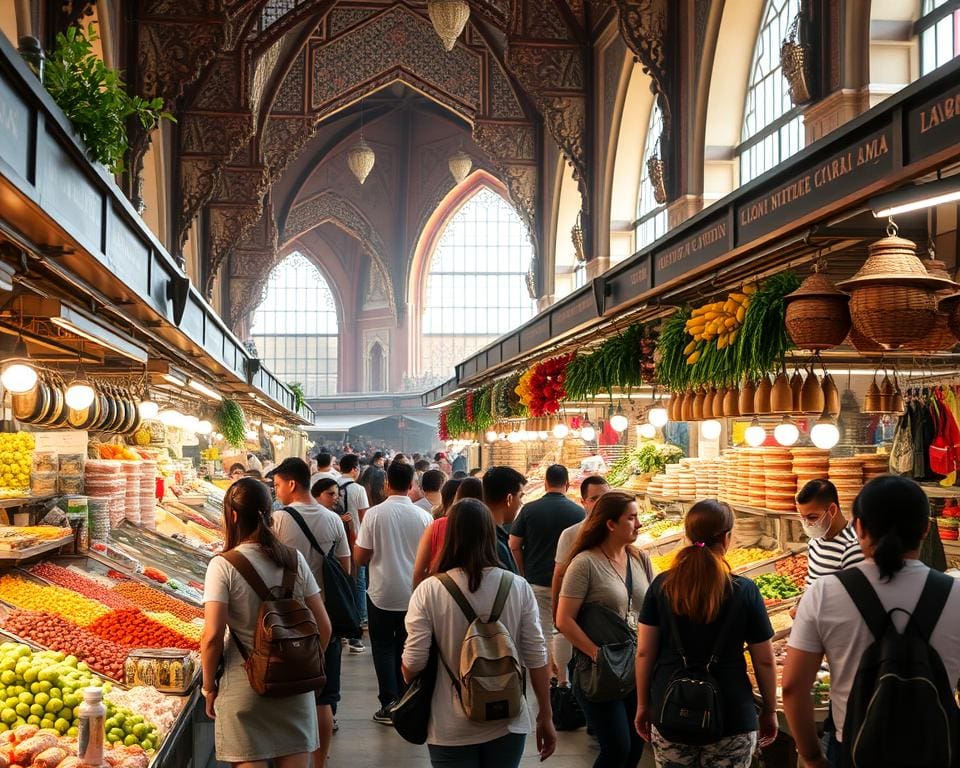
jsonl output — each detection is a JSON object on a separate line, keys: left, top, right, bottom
{"left": 725, "top": 317, "right": 738, "bottom": 329}
{"left": 686, "top": 350, "right": 702, "bottom": 365}
{"left": 683, "top": 340, "right": 699, "bottom": 355}
{"left": 728, "top": 328, "right": 739, "bottom": 344}
{"left": 729, "top": 292, "right": 748, "bottom": 304}
{"left": 743, "top": 284, "right": 758, "bottom": 295}
{"left": 736, "top": 306, "right": 747, "bottom": 323}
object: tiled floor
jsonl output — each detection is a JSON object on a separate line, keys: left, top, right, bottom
{"left": 329, "top": 647, "right": 657, "bottom": 768}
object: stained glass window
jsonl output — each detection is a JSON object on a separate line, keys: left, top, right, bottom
{"left": 738, "top": 0, "right": 805, "bottom": 184}
{"left": 920, "top": 0, "right": 960, "bottom": 76}
{"left": 251, "top": 252, "right": 338, "bottom": 396}
{"left": 635, "top": 102, "right": 668, "bottom": 249}
{"left": 421, "top": 188, "right": 535, "bottom": 377}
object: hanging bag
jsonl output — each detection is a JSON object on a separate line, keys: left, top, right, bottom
{"left": 889, "top": 408, "right": 915, "bottom": 475}
{"left": 652, "top": 594, "right": 741, "bottom": 746}
{"left": 391, "top": 642, "right": 439, "bottom": 744}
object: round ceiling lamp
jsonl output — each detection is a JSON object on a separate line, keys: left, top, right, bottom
{"left": 448, "top": 150, "right": 472, "bottom": 183}
{"left": 648, "top": 406, "right": 669, "bottom": 429}
{"left": 485, "top": 429, "right": 498, "bottom": 443}
{"left": 609, "top": 404, "right": 629, "bottom": 433}
{"left": 0, "top": 335, "right": 37, "bottom": 395}
{"left": 638, "top": 423, "right": 657, "bottom": 439}
{"left": 507, "top": 430, "right": 522, "bottom": 444}
{"left": 65, "top": 378, "right": 95, "bottom": 410}
{"left": 196, "top": 419, "right": 213, "bottom": 435}
{"left": 701, "top": 419, "right": 722, "bottom": 440}
{"left": 810, "top": 416, "right": 840, "bottom": 450}
{"left": 774, "top": 415, "right": 800, "bottom": 447}
{"left": 745, "top": 417, "right": 767, "bottom": 447}
{"left": 138, "top": 395, "right": 159, "bottom": 420}
{"left": 428, "top": 0, "right": 470, "bottom": 50}
{"left": 552, "top": 421, "right": 569, "bottom": 439}
{"left": 347, "top": 136, "right": 375, "bottom": 184}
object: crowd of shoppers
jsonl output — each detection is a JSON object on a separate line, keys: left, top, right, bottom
{"left": 203, "top": 452, "right": 960, "bottom": 768}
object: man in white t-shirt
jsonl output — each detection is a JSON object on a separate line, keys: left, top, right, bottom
{"left": 414, "top": 469, "right": 444, "bottom": 513}
{"left": 268, "top": 458, "right": 351, "bottom": 768}
{"left": 310, "top": 452, "right": 340, "bottom": 489}
{"left": 355, "top": 460, "right": 432, "bottom": 724}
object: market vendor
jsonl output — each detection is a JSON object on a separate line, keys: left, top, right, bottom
{"left": 796, "top": 479, "right": 864, "bottom": 585}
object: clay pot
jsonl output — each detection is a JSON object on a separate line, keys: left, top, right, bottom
{"left": 702, "top": 388, "right": 715, "bottom": 420}
{"left": 822, "top": 374, "right": 841, "bottom": 417}
{"left": 771, "top": 372, "right": 793, "bottom": 414}
{"left": 754, "top": 375, "right": 773, "bottom": 415}
{"left": 801, "top": 370, "right": 824, "bottom": 414}
{"left": 864, "top": 377, "right": 881, "bottom": 413}
{"left": 712, "top": 387, "right": 726, "bottom": 419}
{"left": 681, "top": 390, "right": 695, "bottom": 422}
{"left": 692, "top": 389, "right": 706, "bottom": 421}
{"left": 790, "top": 370, "right": 804, "bottom": 413}
{"left": 723, "top": 386, "right": 741, "bottom": 417}
{"left": 739, "top": 379, "right": 756, "bottom": 416}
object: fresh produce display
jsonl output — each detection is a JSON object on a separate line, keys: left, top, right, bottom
{"left": 95, "top": 445, "right": 141, "bottom": 461}
{"left": 100, "top": 687, "right": 183, "bottom": 736}
{"left": 9, "top": 529, "right": 68, "bottom": 543}
{"left": 28, "top": 564, "right": 137, "bottom": 611}
{"left": 86, "top": 609, "right": 199, "bottom": 651}
{"left": 0, "top": 577, "right": 109, "bottom": 626}
{"left": 518, "top": 354, "right": 573, "bottom": 416}
{"left": 639, "top": 519, "right": 684, "bottom": 539}
{"left": 652, "top": 547, "right": 778, "bottom": 574}
{"left": 144, "top": 613, "right": 201, "bottom": 643}
{"left": 605, "top": 442, "right": 683, "bottom": 487}
{"left": 753, "top": 573, "right": 802, "bottom": 601}
{"left": 111, "top": 583, "right": 202, "bottom": 622}
{"left": 774, "top": 553, "right": 808, "bottom": 584}
{"left": 1, "top": 611, "right": 129, "bottom": 681}
{"left": 0, "top": 642, "right": 160, "bottom": 752}
{"left": 563, "top": 324, "right": 657, "bottom": 400}
{"left": 0, "top": 432, "right": 35, "bottom": 497}
{"left": 684, "top": 287, "right": 755, "bottom": 359}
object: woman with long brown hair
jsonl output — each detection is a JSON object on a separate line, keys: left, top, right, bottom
{"left": 555, "top": 491, "right": 653, "bottom": 768}
{"left": 201, "top": 478, "right": 332, "bottom": 768}
{"left": 401, "top": 498, "right": 556, "bottom": 767}
{"left": 634, "top": 499, "right": 778, "bottom": 767}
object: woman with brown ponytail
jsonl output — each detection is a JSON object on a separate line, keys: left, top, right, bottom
{"left": 634, "top": 500, "right": 778, "bottom": 767}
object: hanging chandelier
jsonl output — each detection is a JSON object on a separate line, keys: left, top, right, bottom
{"left": 347, "top": 136, "right": 375, "bottom": 184}
{"left": 428, "top": 0, "right": 470, "bottom": 51}
{"left": 448, "top": 150, "right": 472, "bottom": 183}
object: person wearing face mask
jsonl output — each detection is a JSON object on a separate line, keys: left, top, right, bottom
{"left": 796, "top": 479, "right": 864, "bottom": 585}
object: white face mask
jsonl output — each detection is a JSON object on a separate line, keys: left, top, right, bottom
{"left": 801, "top": 509, "right": 831, "bottom": 540}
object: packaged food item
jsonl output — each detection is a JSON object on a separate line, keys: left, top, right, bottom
{"left": 78, "top": 686, "right": 106, "bottom": 767}
{"left": 59, "top": 453, "right": 85, "bottom": 474}
{"left": 32, "top": 451, "right": 57, "bottom": 473}
{"left": 30, "top": 471, "right": 57, "bottom": 495}
{"left": 59, "top": 474, "right": 85, "bottom": 494}
{"left": 123, "top": 648, "right": 196, "bottom": 694}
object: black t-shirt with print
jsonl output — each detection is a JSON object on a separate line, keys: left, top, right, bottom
{"left": 639, "top": 573, "right": 774, "bottom": 737}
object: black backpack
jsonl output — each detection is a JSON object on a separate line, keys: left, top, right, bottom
{"left": 837, "top": 567, "right": 960, "bottom": 768}
{"left": 653, "top": 594, "right": 741, "bottom": 746}
{"left": 282, "top": 506, "right": 362, "bottom": 639}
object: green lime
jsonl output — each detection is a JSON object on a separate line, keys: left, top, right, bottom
{"left": 54, "top": 717, "right": 69, "bottom": 734}
{"left": 0, "top": 708, "right": 15, "bottom": 724}
{"left": 123, "top": 734, "right": 138, "bottom": 746}
{"left": 14, "top": 703, "right": 28, "bottom": 717}
{"left": 141, "top": 739, "right": 154, "bottom": 751}
{"left": 26, "top": 715, "right": 40, "bottom": 726}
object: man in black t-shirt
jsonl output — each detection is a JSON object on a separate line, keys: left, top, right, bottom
{"left": 509, "top": 464, "right": 585, "bottom": 678}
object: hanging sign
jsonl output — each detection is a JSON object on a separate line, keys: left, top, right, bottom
{"left": 906, "top": 80, "right": 960, "bottom": 165}
{"left": 654, "top": 212, "right": 732, "bottom": 288}
{"left": 736, "top": 125, "right": 894, "bottom": 243}
{"left": 604, "top": 253, "right": 652, "bottom": 313}
{"left": 550, "top": 287, "right": 598, "bottom": 336}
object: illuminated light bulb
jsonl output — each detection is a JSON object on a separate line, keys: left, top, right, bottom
{"left": 610, "top": 413, "right": 629, "bottom": 433}
{"left": 485, "top": 430, "right": 498, "bottom": 443}
{"left": 701, "top": 419, "right": 722, "bottom": 440}
{"left": 138, "top": 399, "right": 159, "bottom": 420}
{"left": 196, "top": 419, "right": 213, "bottom": 435}
{"left": 158, "top": 408, "right": 179, "bottom": 426}
{"left": 507, "top": 431, "right": 522, "bottom": 444}
{"left": 810, "top": 418, "right": 840, "bottom": 450}
{"left": 638, "top": 423, "right": 657, "bottom": 439}
{"left": 648, "top": 406, "right": 669, "bottom": 428}
{"left": 538, "top": 431, "right": 549, "bottom": 441}
{"left": 552, "top": 422, "right": 570, "bottom": 439}
{"left": 65, "top": 379, "right": 95, "bottom": 410}
{"left": 580, "top": 424, "right": 597, "bottom": 442}
{"left": 774, "top": 416, "right": 800, "bottom": 447}
{"left": 183, "top": 415, "right": 200, "bottom": 432}
{"left": 745, "top": 417, "right": 766, "bottom": 447}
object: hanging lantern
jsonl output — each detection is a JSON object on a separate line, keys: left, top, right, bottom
{"left": 347, "top": 136, "right": 376, "bottom": 184}
{"left": 427, "top": 0, "right": 470, "bottom": 51}
{"left": 448, "top": 150, "right": 472, "bottom": 183}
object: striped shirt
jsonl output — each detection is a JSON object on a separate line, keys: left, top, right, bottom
{"left": 806, "top": 523, "right": 864, "bottom": 585}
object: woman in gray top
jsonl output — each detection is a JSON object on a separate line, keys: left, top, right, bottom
{"left": 556, "top": 491, "right": 653, "bottom": 768}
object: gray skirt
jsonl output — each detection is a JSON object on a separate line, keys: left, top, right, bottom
{"left": 214, "top": 640, "right": 320, "bottom": 762}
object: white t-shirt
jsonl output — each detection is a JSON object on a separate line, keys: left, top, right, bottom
{"left": 272, "top": 503, "right": 350, "bottom": 586}
{"left": 555, "top": 520, "right": 584, "bottom": 566}
{"left": 414, "top": 497, "right": 434, "bottom": 513}
{"left": 789, "top": 559, "right": 960, "bottom": 742}
{"left": 356, "top": 495, "right": 432, "bottom": 611}
{"left": 403, "top": 567, "right": 547, "bottom": 746}
{"left": 203, "top": 544, "right": 320, "bottom": 651}
{"left": 310, "top": 469, "right": 340, "bottom": 488}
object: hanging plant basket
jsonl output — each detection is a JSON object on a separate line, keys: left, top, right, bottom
{"left": 784, "top": 271, "right": 851, "bottom": 350}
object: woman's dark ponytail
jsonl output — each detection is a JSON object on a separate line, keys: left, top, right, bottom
{"left": 853, "top": 475, "right": 929, "bottom": 581}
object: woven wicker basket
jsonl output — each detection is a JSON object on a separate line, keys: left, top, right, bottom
{"left": 941, "top": 294, "right": 960, "bottom": 339}
{"left": 847, "top": 326, "right": 884, "bottom": 353}
{"left": 904, "top": 259, "right": 958, "bottom": 352}
{"left": 849, "top": 286, "right": 938, "bottom": 349}
{"left": 784, "top": 272, "right": 851, "bottom": 350}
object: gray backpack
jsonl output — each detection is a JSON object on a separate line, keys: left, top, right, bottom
{"left": 436, "top": 571, "right": 525, "bottom": 722}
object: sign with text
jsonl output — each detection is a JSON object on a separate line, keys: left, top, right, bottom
{"left": 906, "top": 81, "right": 960, "bottom": 165}
{"left": 519, "top": 316, "right": 551, "bottom": 354}
{"left": 550, "top": 288, "right": 598, "bottom": 336}
{"left": 605, "top": 253, "right": 652, "bottom": 312}
{"left": 736, "top": 126, "right": 894, "bottom": 243}
{"left": 654, "top": 213, "right": 731, "bottom": 288}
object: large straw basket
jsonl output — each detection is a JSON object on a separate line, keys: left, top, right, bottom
{"left": 784, "top": 272, "right": 851, "bottom": 350}
{"left": 838, "top": 234, "right": 955, "bottom": 349}
{"left": 904, "top": 258, "right": 959, "bottom": 352}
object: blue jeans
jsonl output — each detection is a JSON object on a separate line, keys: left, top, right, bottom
{"left": 355, "top": 566, "right": 368, "bottom": 622}
{"left": 427, "top": 731, "right": 526, "bottom": 768}
{"left": 367, "top": 597, "right": 407, "bottom": 707}
{"left": 578, "top": 691, "right": 644, "bottom": 768}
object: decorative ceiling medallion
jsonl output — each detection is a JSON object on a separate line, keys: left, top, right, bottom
{"left": 428, "top": 0, "right": 471, "bottom": 51}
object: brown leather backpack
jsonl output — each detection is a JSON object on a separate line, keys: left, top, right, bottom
{"left": 221, "top": 547, "right": 327, "bottom": 697}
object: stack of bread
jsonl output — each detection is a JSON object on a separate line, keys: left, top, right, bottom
{"left": 856, "top": 453, "right": 889, "bottom": 483}
{"left": 763, "top": 448, "right": 798, "bottom": 511}
{"left": 747, "top": 449, "right": 767, "bottom": 507}
{"left": 829, "top": 457, "right": 865, "bottom": 510}
{"left": 791, "top": 448, "right": 831, "bottom": 493}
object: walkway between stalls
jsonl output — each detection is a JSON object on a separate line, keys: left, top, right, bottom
{"left": 329, "top": 649, "right": 657, "bottom": 768}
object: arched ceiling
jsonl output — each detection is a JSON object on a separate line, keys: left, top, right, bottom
{"left": 128, "top": 0, "right": 671, "bottom": 324}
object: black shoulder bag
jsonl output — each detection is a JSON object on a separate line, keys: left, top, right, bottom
{"left": 653, "top": 592, "right": 741, "bottom": 746}
{"left": 282, "top": 506, "right": 361, "bottom": 638}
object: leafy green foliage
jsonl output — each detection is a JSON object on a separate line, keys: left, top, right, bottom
{"left": 655, "top": 308, "right": 693, "bottom": 391}
{"left": 564, "top": 324, "right": 657, "bottom": 400}
{"left": 216, "top": 400, "right": 247, "bottom": 449}
{"left": 492, "top": 373, "right": 527, "bottom": 419}
{"left": 43, "top": 24, "right": 174, "bottom": 174}
{"left": 287, "top": 382, "right": 306, "bottom": 412}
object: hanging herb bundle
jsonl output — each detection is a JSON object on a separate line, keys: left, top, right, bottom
{"left": 565, "top": 324, "right": 658, "bottom": 400}
{"left": 655, "top": 307, "right": 693, "bottom": 391}
{"left": 734, "top": 271, "right": 801, "bottom": 379}
{"left": 216, "top": 400, "right": 247, "bottom": 448}
{"left": 445, "top": 396, "right": 470, "bottom": 438}
{"left": 287, "top": 382, "right": 306, "bottom": 411}
{"left": 472, "top": 386, "right": 494, "bottom": 431}
{"left": 494, "top": 374, "right": 526, "bottom": 418}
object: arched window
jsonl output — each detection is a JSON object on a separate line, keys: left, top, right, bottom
{"left": 739, "top": 0, "right": 805, "bottom": 184}
{"left": 250, "top": 252, "right": 338, "bottom": 396}
{"left": 920, "top": 0, "right": 960, "bottom": 75}
{"left": 368, "top": 342, "right": 385, "bottom": 392}
{"left": 635, "top": 102, "right": 668, "bottom": 250}
{"left": 421, "top": 187, "right": 535, "bottom": 377}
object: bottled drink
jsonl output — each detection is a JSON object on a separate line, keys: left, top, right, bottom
{"left": 78, "top": 686, "right": 106, "bottom": 767}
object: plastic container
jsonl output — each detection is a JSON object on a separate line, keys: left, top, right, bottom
{"left": 58, "top": 474, "right": 84, "bottom": 494}
{"left": 88, "top": 496, "right": 111, "bottom": 542}
{"left": 32, "top": 451, "right": 57, "bottom": 473}
{"left": 58, "top": 453, "right": 85, "bottom": 474}
{"left": 78, "top": 686, "right": 106, "bottom": 766}
{"left": 30, "top": 471, "right": 57, "bottom": 495}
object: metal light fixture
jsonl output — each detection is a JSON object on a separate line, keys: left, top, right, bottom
{"left": 552, "top": 420, "right": 570, "bottom": 439}
{"left": 188, "top": 379, "right": 223, "bottom": 401}
{"left": 448, "top": 150, "right": 472, "bottom": 183}
{"left": 580, "top": 414, "right": 597, "bottom": 442}
{"left": 648, "top": 405, "right": 669, "bottom": 428}
{"left": 65, "top": 377, "right": 95, "bottom": 410}
{"left": 427, "top": 0, "right": 470, "bottom": 50}
{"left": 745, "top": 417, "right": 767, "bottom": 447}
{"left": 0, "top": 334, "right": 37, "bottom": 394}
{"left": 701, "top": 419, "right": 722, "bottom": 440}
{"left": 609, "top": 404, "right": 629, "bottom": 433}
{"left": 774, "top": 415, "right": 800, "bottom": 446}
{"left": 810, "top": 415, "right": 840, "bottom": 449}
{"left": 871, "top": 176, "right": 960, "bottom": 218}
{"left": 485, "top": 429, "right": 498, "bottom": 443}
{"left": 347, "top": 136, "right": 375, "bottom": 184}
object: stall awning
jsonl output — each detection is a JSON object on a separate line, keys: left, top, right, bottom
{"left": 308, "top": 415, "right": 386, "bottom": 432}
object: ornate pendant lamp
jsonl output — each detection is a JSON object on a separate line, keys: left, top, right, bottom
{"left": 347, "top": 136, "right": 375, "bottom": 185}
{"left": 448, "top": 150, "right": 472, "bottom": 183}
{"left": 428, "top": 0, "right": 471, "bottom": 51}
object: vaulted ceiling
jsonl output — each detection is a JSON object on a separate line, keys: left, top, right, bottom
{"left": 127, "top": 0, "right": 671, "bottom": 325}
